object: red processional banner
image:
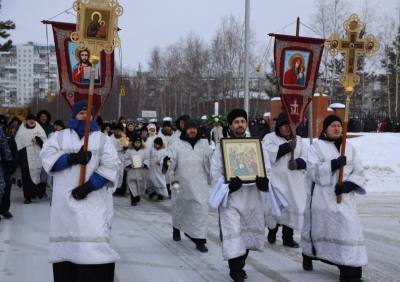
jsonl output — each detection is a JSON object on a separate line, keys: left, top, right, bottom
{"left": 46, "top": 20, "right": 114, "bottom": 115}
{"left": 271, "top": 34, "right": 325, "bottom": 129}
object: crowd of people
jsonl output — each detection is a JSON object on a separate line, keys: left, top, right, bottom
{"left": 0, "top": 102, "right": 368, "bottom": 282}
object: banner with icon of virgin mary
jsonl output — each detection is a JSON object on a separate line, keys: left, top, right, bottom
{"left": 46, "top": 20, "right": 114, "bottom": 115}
{"left": 271, "top": 34, "right": 325, "bottom": 128}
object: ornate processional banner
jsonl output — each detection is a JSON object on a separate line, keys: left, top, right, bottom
{"left": 272, "top": 34, "right": 325, "bottom": 127}
{"left": 48, "top": 20, "right": 114, "bottom": 115}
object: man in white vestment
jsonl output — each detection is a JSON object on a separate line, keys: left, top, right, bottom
{"left": 165, "top": 119, "right": 212, "bottom": 253}
{"left": 40, "top": 100, "right": 120, "bottom": 282}
{"left": 211, "top": 109, "right": 269, "bottom": 282}
{"left": 301, "top": 115, "right": 367, "bottom": 282}
{"left": 262, "top": 112, "right": 307, "bottom": 248}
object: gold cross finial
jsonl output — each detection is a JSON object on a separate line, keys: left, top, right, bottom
{"left": 325, "top": 14, "right": 380, "bottom": 94}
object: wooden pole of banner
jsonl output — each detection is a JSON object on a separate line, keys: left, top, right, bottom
{"left": 290, "top": 17, "right": 301, "bottom": 161}
{"left": 79, "top": 55, "right": 99, "bottom": 185}
{"left": 336, "top": 91, "right": 351, "bottom": 203}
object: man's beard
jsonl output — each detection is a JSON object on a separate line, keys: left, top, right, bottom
{"left": 233, "top": 127, "right": 246, "bottom": 137}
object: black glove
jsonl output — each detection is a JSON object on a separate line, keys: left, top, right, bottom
{"left": 68, "top": 146, "right": 92, "bottom": 165}
{"left": 331, "top": 156, "right": 347, "bottom": 172}
{"left": 228, "top": 176, "right": 242, "bottom": 194}
{"left": 162, "top": 156, "right": 171, "bottom": 171}
{"left": 288, "top": 159, "right": 298, "bottom": 170}
{"left": 335, "top": 181, "right": 359, "bottom": 196}
{"left": 35, "top": 136, "right": 44, "bottom": 148}
{"left": 71, "top": 181, "right": 94, "bottom": 200}
{"left": 295, "top": 158, "right": 307, "bottom": 170}
{"left": 256, "top": 176, "right": 269, "bottom": 192}
{"left": 277, "top": 143, "right": 292, "bottom": 160}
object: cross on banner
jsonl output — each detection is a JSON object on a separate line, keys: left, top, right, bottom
{"left": 325, "top": 14, "right": 379, "bottom": 92}
{"left": 290, "top": 99, "right": 299, "bottom": 116}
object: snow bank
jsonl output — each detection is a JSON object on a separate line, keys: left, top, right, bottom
{"left": 348, "top": 133, "right": 400, "bottom": 193}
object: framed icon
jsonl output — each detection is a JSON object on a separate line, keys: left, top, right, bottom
{"left": 71, "top": 0, "right": 123, "bottom": 55}
{"left": 220, "top": 138, "right": 266, "bottom": 183}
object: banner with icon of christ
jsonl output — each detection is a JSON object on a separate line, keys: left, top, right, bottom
{"left": 47, "top": 20, "right": 114, "bottom": 115}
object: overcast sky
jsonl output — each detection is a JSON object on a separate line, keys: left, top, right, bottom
{"left": 2, "top": 0, "right": 399, "bottom": 70}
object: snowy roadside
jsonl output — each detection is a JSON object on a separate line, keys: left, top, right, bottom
{"left": 347, "top": 133, "right": 400, "bottom": 193}
{"left": 303, "top": 133, "right": 400, "bottom": 193}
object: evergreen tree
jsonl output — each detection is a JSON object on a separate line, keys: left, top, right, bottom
{"left": 0, "top": 20, "right": 16, "bottom": 51}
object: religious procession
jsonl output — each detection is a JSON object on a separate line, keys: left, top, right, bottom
{"left": 1, "top": 1, "right": 400, "bottom": 282}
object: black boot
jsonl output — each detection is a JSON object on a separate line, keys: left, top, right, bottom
{"left": 24, "top": 198, "right": 32, "bottom": 204}
{"left": 228, "top": 250, "right": 249, "bottom": 282}
{"left": 0, "top": 211, "right": 13, "bottom": 219}
{"left": 148, "top": 192, "right": 157, "bottom": 200}
{"left": 195, "top": 243, "right": 208, "bottom": 253}
{"left": 302, "top": 255, "right": 313, "bottom": 271}
{"left": 136, "top": 196, "right": 141, "bottom": 203}
{"left": 267, "top": 226, "right": 278, "bottom": 244}
{"left": 339, "top": 266, "right": 362, "bottom": 282}
{"left": 37, "top": 183, "right": 47, "bottom": 199}
{"left": 130, "top": 193, "right": 137, "bottom": 206}
{"left": 230, "top": 272, "right": 245, "bottom": 282}
{"left": 282, "top": 225, "right": 299, "bottom": 248}
{"left": 167, "top": 184, "right": 171, "bottom": 198}
{"left": 173, "top": 227, "right": 181, "bottom": 241}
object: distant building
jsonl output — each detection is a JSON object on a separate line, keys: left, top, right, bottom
{"left": 0, "top": 42, "right": 59, "bottom": 107}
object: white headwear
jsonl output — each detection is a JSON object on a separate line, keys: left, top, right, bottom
{"left": 163, "top": 117, "right": 173, "bottom": 122}
{"left": 263, "top": 112, "right": 271, "bottom": 117}
{"left": 147, "top": 123, "right": 157, "bottom": 130}
{"left": 201, "top": 115, "right": 208, "bottom": 120}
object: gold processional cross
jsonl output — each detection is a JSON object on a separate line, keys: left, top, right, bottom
{"left": 325, "top": 14, "right": 379, "bottom": 204}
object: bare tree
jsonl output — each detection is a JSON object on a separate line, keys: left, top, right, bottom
{"left": 312, "top": 0, "right": 351, "bottom": 99}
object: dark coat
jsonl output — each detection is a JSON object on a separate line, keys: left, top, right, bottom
{"left": 0, "top": 128, "right": 13, "bottom": 200}
{"left": 36, "top": 110, "right": 54, "bottom": 136}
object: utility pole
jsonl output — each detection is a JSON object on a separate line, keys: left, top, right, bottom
{"left": 244, "top": 0, "right": 250, "bottom": 115}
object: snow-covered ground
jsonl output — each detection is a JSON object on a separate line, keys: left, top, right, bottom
{"left": 1, "top": 187, "right": 400, "bottom": 282}
{"left": 348, "top": 133, "right": 400, "bottom": 193}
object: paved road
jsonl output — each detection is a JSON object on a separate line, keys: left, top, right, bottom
{"left": 0, "top": 187, "right": 399, "bottom": 282}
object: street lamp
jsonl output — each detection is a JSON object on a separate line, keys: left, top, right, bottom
{"left": 244, "top": 0, "right": 250, "bottom": 115}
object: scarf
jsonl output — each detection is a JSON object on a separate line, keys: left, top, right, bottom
{"left": 68, "top": 118, "right": 99, "bottom": 139}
